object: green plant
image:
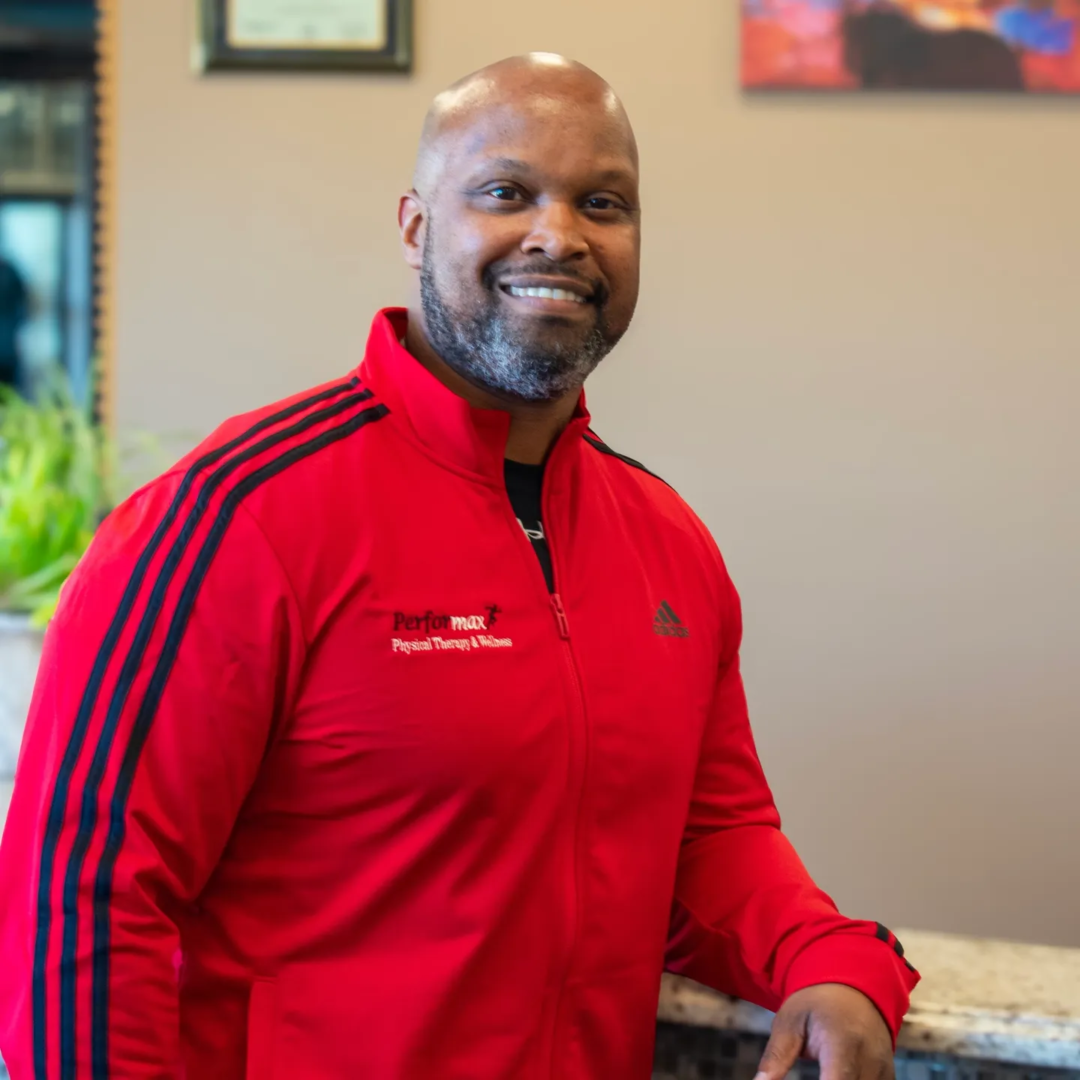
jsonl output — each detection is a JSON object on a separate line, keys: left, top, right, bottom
{"left": 0, "top": 378, "right": 113, "bottom": 626}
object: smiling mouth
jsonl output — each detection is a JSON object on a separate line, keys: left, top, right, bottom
{"left": 499, "top": 285, "right": 591, "bottom": 305}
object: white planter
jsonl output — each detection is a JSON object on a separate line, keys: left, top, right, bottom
{"left": 0, "top": 612, "right": 44, "bottom": 781}
{"left": 0, "top": 614, "right": 43, "bottom": 1080}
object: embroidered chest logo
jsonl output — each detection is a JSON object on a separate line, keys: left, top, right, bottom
{"left": 654, "top": 601, "right": 690, "bottom": 638}
{"left": 391, "top": 605, "right": 512, "bottom": 655}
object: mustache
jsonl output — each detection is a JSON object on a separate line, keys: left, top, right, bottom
{"left": 482, "top": 261, "right": 609, "bottom": 307}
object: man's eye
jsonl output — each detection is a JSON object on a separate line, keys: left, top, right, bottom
{"left": 584, "top": 196, "right": 620, "bottom": 211}
{"left": 487, "top": 186, "right": 522, "bottom": 202}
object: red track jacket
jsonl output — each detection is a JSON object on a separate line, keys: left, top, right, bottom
{"left": 0, "top": 309, "right": 917, "bottom": 1079}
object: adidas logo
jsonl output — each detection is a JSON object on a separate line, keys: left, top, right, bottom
{"left": 653, "top": 600, "right": 689, "bottom": 638}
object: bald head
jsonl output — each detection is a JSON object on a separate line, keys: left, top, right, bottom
{"left": 413, "top": 53, "right": 637, "bottom": 198}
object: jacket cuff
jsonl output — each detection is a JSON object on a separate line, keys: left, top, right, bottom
{"left": 782, "top": 934, "right": 920, "bottom": 1044}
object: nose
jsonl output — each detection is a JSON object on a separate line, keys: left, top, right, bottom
{"left": 521, "top": 200, "right": 589, "bottom": 263}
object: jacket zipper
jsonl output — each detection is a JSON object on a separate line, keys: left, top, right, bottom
{"left": 536, "top": 456, "right": 590, "bottom": 1080}
{"left": 498, "top": 448, "right": 590, "bottom": 1077}
{"left": 550, "top": 593, "right": 571, "bottom": 640}
{"left": 542, "top": 628, "right": 588, "bottom": 1079}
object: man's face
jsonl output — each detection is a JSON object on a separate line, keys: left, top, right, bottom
{"left": 414, "top": 94, "right": 641, "bottom": 403}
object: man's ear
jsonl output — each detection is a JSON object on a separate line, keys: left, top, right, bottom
{"left": 399, "top": 191, "right": 426, "bottom": 271}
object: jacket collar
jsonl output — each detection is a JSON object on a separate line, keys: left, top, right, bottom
{"left": 358, "top": 308, "right": 592, "bottom": 485}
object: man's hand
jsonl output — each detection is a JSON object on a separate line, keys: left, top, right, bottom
{"left": 754, "top": 984, "right": 894, "bottom": 1080}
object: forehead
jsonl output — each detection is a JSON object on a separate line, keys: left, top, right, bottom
{"left": 441, "top": 96, "right": 637, "bottom": 182}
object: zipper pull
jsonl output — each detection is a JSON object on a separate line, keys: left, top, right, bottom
{"left": 550, "top": 593, "right": 571, "bottom": 640}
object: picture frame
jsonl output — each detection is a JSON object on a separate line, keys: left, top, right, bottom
{"left": 195, "top": 0, "right": 413, "bottom": 74}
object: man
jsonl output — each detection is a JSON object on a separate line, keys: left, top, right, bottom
{"left": 0, "top": 253, "right": 28, "bottom": 389}
{"left": 0, "top": 55, "right": 917, "bottom": 1079}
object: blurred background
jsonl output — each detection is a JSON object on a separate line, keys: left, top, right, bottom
{"left": 1, "top": 0, "right": 1077, "bottom": 950}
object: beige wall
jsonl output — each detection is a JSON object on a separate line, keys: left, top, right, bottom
{"left": 114, "top": 2, "right": 1080, "bottom": 947}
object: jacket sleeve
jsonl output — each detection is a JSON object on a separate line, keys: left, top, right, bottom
{"left": 665, "top": 574, "right": 918, "bottom": 1041}
{"left": 0, "top": 478, "right": 305, "bottom": 1077}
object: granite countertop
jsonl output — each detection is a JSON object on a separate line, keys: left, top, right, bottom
{"left": 658, "top": 929, "right": 1080, "bottom": 1069}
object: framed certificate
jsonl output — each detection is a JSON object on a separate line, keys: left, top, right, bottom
{"left": 196, "top": 0, "right": 412, "bottom": 73}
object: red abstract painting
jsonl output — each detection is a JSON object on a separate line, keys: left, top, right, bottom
{"left": 741, "top": 1, "right": 1080, "bottom": 92}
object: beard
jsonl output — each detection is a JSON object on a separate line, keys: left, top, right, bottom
{"left": 419, "top": 230, "right": 623, "bottom": 403}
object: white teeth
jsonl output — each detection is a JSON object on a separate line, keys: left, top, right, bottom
{"left": 507, "top": 286, "right": 585, "bottom": 303}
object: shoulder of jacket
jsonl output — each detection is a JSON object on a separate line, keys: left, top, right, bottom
{"left": 580, "top": 428, "right": 703, "bottom": 535}
{"left": 175, "top": 372, "right": 373, "bottom": 467}
{"left": 581, "top": 427, "right": 731, "bottom": 573}
{"left": 581, "top": 429, "right": 671, "bottom": 489}
{"left": 93, "top": 374, "right": 384, "bottom": 560}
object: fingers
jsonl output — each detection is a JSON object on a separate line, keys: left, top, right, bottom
{"left": 769, "top": 985, "right": 895, "bottom": 1080}
{"left": 755, "top": 1010, "right": 807, "bottom": 1080}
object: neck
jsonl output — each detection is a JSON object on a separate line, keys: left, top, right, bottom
{"left": 404, "top": 306, "right": 580, "bottom": 466}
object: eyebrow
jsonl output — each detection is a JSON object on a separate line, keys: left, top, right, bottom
{"left": 475, "top": 157, "right": 534, "bottom": 175}
{"left": 469, "top": 157, "right": 637, "bottom": 187}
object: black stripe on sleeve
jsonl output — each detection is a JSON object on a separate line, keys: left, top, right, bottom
{"left": 875, "top": 922, "right": 915, "bottom": 970}
{"left": 582, "top": 431, "right": 672, "bottom": 489}
{"left": 88, "top": 403, "right": 388, "bottom": 1079}
{"left": 58, "top": 388, "right": 375, "bottom": 1080}
{"left": 32, "top": 376, "right": 366, "bottom": 1080}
